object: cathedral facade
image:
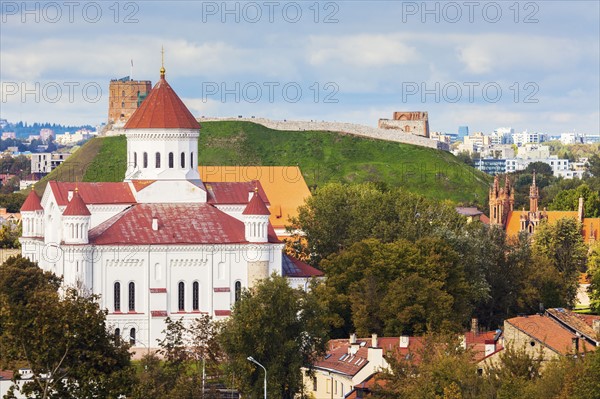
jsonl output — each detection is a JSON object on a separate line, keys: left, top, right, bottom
{"left": 20, "top": 67, "right": 321, "bottom": 349}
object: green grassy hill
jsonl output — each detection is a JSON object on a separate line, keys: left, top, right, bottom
{"left": 35, "top": 121, "right": 491, "bottom": 205}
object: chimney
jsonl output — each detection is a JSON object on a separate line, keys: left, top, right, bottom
{"left": 578, "top": 197, "right": 584, "bottom": 222}
{"left": 471, "top": 318, "right": 479, "bottom": 335}
{"left": 371, "top": 333, "right": 378, "bottom": 348}
{"left": 152, "top": 217, "right": 158, "bottom": 231}
{"left": 349, "top": 333, "right": 357, "bottom": 345}
{"left": 572, "top": 336, "right": 579, "bottom": 354}
{"left": 399, "top": 336, "right": 409, "bottom": 349}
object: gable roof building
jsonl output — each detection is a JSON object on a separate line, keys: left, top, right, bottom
{"left": 20, "top": 66, "right": 321, "bottom": 351}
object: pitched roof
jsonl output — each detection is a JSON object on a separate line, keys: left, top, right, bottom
{"left": 546, "top": 308, "right": 600, "bottom": 343}
{"left": 315, "top": 344, "right": 371, "bottom": 376}
{"left": 506, "top": 314, "right": 597, "bottom": 356}
{"left": 205, "top": 181, "right": 269, "bottom": 205}
{"left": 49, "top": 182, "right": 136, "bottom": 206}
{"left": 124, "top": 73, "right": 200, "bottom": 130}
{"left": 506, "top": 210, "right": 599, "bottom": 244}
{"left": 242, "top": 191, "right": 270, "bottom": 215}
{"left": 88, "top": 203, "right": 279, "bottom": 245}
{"left": 21, "top": 190, "right": 43, "bottom": 211}
{"left": 281, "top": 254, "right": 324, "bottom": 278}
{"left": 199, "top": 166, "right": 311, "bottom": 229}
{"left": 62, "top": 190, "right": 91, "bottom": 216}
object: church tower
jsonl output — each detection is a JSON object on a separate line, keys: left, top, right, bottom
{"left": 123, "top": 59, "right": 207, "bottom": 203}
{"left": 520, "top": 172, "right": 547, "bottom": 234}
{"left": 489, "top": 175, "right": 514, "bottom": 227}
{"left": 529, "top": 172, "right": 539, "bottom": 213}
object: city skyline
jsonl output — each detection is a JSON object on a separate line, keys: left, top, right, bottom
{"left": 1, "top": 1, "right": 598, "bottom": 134}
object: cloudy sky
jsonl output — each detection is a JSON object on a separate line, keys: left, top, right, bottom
{"left": 1, "top": 1, "right": 598, "bottom": 134}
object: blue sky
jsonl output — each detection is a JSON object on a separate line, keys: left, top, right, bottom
{"left": 1, "top": 1, "right": 598, "bottom": 134}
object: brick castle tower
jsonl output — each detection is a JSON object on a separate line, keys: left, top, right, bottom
{"left": 108, "top": 77, "right": 152, "bottom": 125}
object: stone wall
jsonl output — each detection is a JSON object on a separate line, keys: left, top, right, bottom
{"left": 198, "top": 117, "right": 449, "bottom": 151}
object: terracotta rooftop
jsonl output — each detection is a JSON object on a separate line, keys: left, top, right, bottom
{"left": 62, "top": 190, "right": 91, "bottom": 216}
{"left": 199, "top": 166, "right": 311, "bottom": 229}
{"left": 281, "top": 254, "right": 324, "bottom": 278}
{"left": 546, "top": 308, "right": 600, "bottom": 342}
{"left": 49, "top": 182, "right": 136, "bottom": 206}
{"left": 242, "top": 191, "right": 270, "bottom": 215}
{"left": 88, "top": 203, "right": 279, "bottom": 245}
{"left": 124, "top": 72, "right": 200, "bottom": 130}
{"left": 506, "top": 313, "right": 598, "bottom": 356}
{"left": 21, "top": 190, "right": 43, "bottom": 211}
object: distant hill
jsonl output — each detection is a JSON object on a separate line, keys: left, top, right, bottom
{"left": 35, "top": 121, "right": 491, "bottom": 206}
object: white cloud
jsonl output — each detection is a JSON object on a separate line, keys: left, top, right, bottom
{"left": 307, "top": 34, "right": 420, "bottom": 68}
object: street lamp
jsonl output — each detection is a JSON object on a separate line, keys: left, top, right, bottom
{"left": 247, "top": 356, "right": 267, "bottom": 399}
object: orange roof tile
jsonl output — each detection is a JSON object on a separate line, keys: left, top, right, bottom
{"left": 199, "top": 166, "right": 311, "bottom": 229}
{"left": 506, "top": 314, "right": 597, "bottom": 356}
{"left": 124, "top": 73, "right": 200, "bottom": 130}
{"left": 506, "top": 211, "right": 599, "bottom": 244}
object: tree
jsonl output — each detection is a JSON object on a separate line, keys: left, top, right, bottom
{"left": 0, "top": 220, "right": 21, "bottom": 248}
{"left": 532, "top": 218, "right": 588, "bottom": 307}
{"left": 587, "top": 243, "right": 600, "bottom": 313}
{"left": 0, "top": 256, "right": 133, "bottom": 399}
{"left": 548, "top": 183, "right": 600, "bottom": 217}
{"left": 219, "top": 275, "right": 330, "bottom": 399}
{"left": 524, "top": 162, "right": 553, "bottom": 177}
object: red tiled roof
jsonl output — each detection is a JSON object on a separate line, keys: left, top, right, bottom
{"left": 546, "top": 308, "right": 599, "bottom": 342}
{"left": 0, "top": 369, "right": 14, "bottom": 380}
{"left": 49, "top": 182, "right": 136, "bottom": 206}
{"left": 315, "top": 345, "right": 370, "bottom": 376}
{"left": 21, "top": 190, "right": 43, "bottom": 211}
{"left": 243, "top": 191, "right": 270, "bottom": 215}
{"left": 132, "top": 180, "right": 156, "bottom": 192}
{"left": 205, "top": 181, "right": 269, "bottom": 205}
{"left": 88, "top": 203, "right": 279, "bottom": 245}
{"left": 281, "top": 255, "right": 324, "bottom": 278}
{"left": 506, "top": 314, "right": 597, "bottom": 355}
{"left": 124, "top": 74, "right": 200, "bottom": 130}
{"left": 62, "top": 190, "right": 91, "bottom": 216}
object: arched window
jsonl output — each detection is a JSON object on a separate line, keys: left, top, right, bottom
{"left": 192, "top": 281, "right": 199, "bottom": 311}
{"left": 114, "top": 328, "right": 120, "bottom": 342}
{"left": 155, "top": 152, "right": 161, "bottom": 168}
{"left": 190, "top": 152, "right": 194, "bottom": 168}
{"left": 235, "top": 281, "right": 242, "bottom": 302}
{"left": 168, "top": 152, "right": 174, "bottom": 168}
{"left": 128, "top": 282, "right": 135, "bottom": 311}
{"left": 180, "top": 152, "right": 185, "bottom": 168}
{"left": 129, "top": 328, "right": 136, "bottom": 345}
{"left": 122, "top": 90, "right": 125, "bottom": 97}
{"left": 143, "top": 152, "right": 148, "bottom": 168}
{"left": 178, "top": 281, "right": 185, "bottom": 311}
{"left": 134, "top": 152, "right": 138, "bottom": 168}
{"left": 114, "top": 282, "right": 121, "bottom": 312}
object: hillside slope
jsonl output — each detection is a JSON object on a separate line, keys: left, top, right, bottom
{"left": 38, "top": 121, "right": 491, "bottom": 205}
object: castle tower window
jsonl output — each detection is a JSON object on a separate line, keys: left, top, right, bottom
{"left": 128, "top": 282, "right": 135, "bottom": 311}
{"left": 155, "top": 152, "right": 161, "bottom": 168}
{"left": 180, "top": 152, "right": 185, "bottom": 168}
{"left": 143, "top": 152, "right": 148, "bottom": 168}
{"left": 114, "top": 282, "right": 121, "bottom": 312}
{"left": 169, "top": 152, "right": 174, "bottom": 168}
{"left": 192, "top": 281, "right": 199, "bottom": 311}
{"left": 178, "top": 281, "right": 185, "bottom": 311}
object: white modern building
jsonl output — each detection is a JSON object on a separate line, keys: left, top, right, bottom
{"left": 512, "top": 130, "right": 548, "bottom": 147}
{"left": 19, "top": 67, "right": 321, "bottom": 350}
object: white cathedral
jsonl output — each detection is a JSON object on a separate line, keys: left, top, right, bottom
{"left": 19, "top": 66, "right": 321, "bottom": 349}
